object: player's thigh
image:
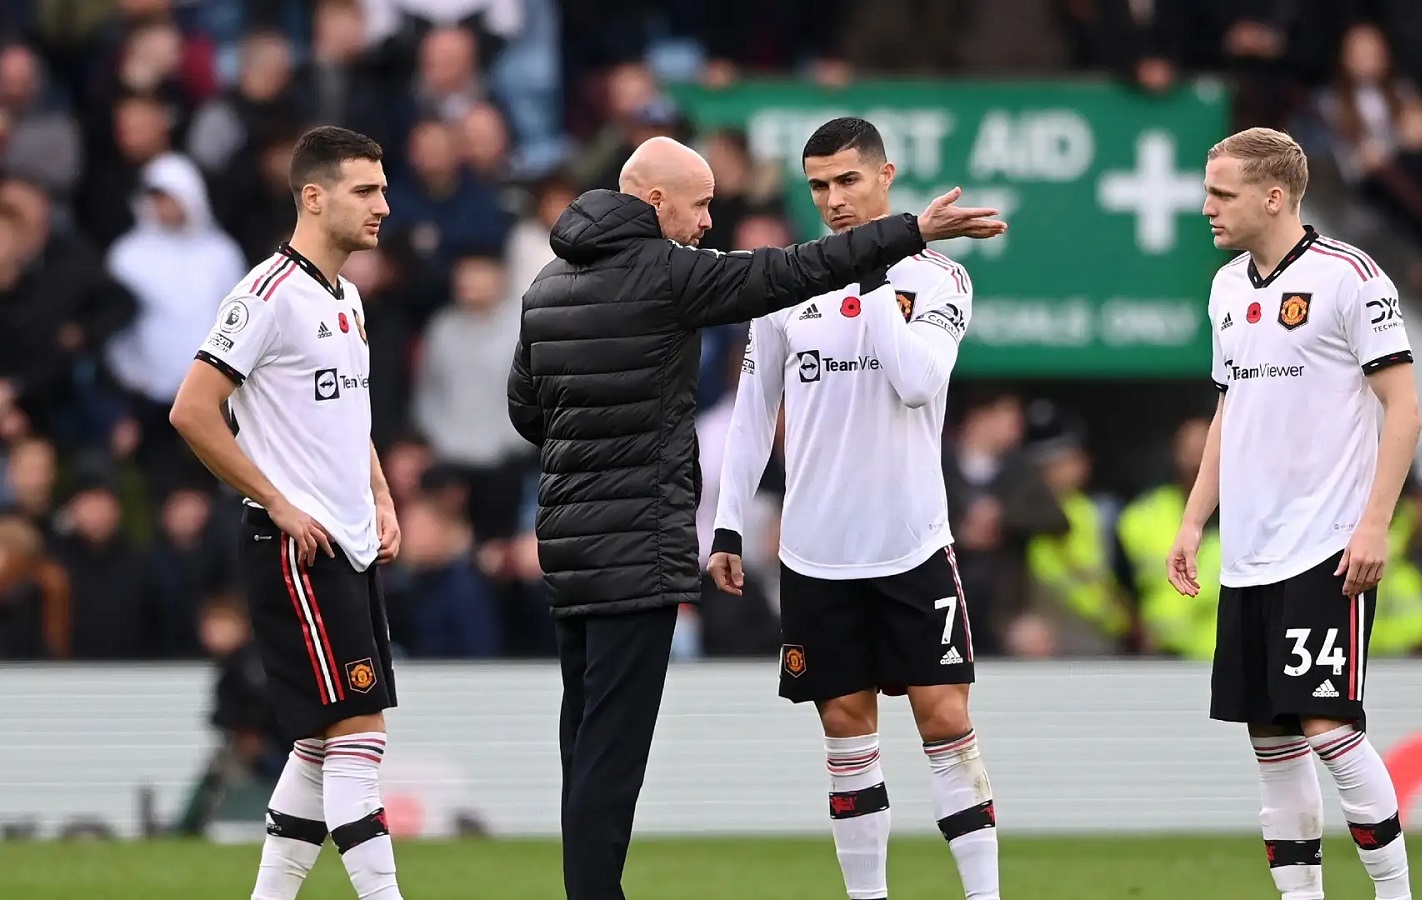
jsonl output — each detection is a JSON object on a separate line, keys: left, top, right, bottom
{"left": 239, "top": 524, "right": 338, "bottom": 737}
{"left": 366, "top": 568, "right": 398, "bottom": 707}
{"left": 873, "top": 547, "right": 975, "bottom": 692}
{"left": 1268, "top": 551, "right": 1375, "bottom": 722}
{"left": 777, "top": 563, "right": 876, "bottom": 704}
{"left": 307, "top": 553, "right": 396, "bottom": 712}
{"left": 1209, "top": 585, "right": 1275, "bottom": 724}
{"left": 244, "top": 528, "right": 394, "bottom": 737}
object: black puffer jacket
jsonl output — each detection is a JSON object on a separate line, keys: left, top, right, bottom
{"left": 508, "top": 189, "right": 926, "bottom": 617}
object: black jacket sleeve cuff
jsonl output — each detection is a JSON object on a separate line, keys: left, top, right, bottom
{"left": 711, "top": 528, "right": 743, "bottom": 556}
{"left": 860, "top": 265, "right": 890, "bottom": 293}
{"left": 900, "top": 212, "right": 925, "bottom": 249}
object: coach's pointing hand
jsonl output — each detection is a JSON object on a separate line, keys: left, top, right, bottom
{"left": 269, "top": 498, "right": 336, "bottom": 566}
{"left": 917, "top": 187, "right": 1007, "bottom": 243}
{"left": 708, "top": 551, "right": 744, "bottom": 596}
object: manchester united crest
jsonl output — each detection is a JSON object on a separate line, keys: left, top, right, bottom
{"left": 1278, "top": 292, "right": 1311, "bottom": 331}
{"left": 346, "top": 658, "right": 377, "bottom": 693}
{"left": 352, "top": 308, "right": 368, "bottom": 344}
{"left": 896, "top": 291, "right": 917, "bottom": 322}
{"left": 781, "top": 644, "right": 806, "bottom": 678}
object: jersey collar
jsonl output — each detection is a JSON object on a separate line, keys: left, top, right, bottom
{"left": 277, "top": 242, "right": 345, "bottom": 300}
{"left": 1247, "top": 225, "right": 1317, "bottom": 289}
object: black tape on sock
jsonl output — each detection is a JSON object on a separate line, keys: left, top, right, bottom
{"left": 828, "top": 783, "right": 890, "bottom": 820}
{"left": 266, "top": 809, "right": 328, "bottom": 846}
{"left": 1349, "top": 814, "right": 1403, "bottom": 850}
{"left": 1265, "top": 838, "right": 1322, "bottom": 867}
{"left": 937, "top": 800, "right": 996, "bottom": 842}
{"left": 331, "top": 808, "right": 390, "bottom": 854}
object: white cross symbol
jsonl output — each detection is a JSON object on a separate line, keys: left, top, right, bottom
{"left": 1096, "top": 131, "right": 1203, "bottom": 254}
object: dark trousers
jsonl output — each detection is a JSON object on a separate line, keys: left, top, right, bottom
{"left": 555, "top": 605, "right": 678, "bottom": 900}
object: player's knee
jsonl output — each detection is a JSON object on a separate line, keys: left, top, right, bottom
{"left": 1299, "top": 715, "right": 1358, "bottom": 738}
{"left": 910, "top": 685, "right": 971, "bottom": 742}
{"left": 1248, "top": 720, "right": 1301, "bottom": 740}
{"left": 324, "top": 713, "right": 386, "bottom": 739}
{"left": 818, "top": 692, "right": 878, "bottom": 737}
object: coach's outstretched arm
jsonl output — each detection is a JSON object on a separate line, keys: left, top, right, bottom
{"left": 671, "top": 187, "right": 1005, "bottom": 329}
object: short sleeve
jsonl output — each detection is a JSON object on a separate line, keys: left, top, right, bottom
{"left": 1341, "top": 274, "right": 1413, "bottom": 374}
{"left": 908, "top": 263, "right": 972, "bottom": 343}
{"left": 196, "top": 295, "right": 281, "bottom": 384}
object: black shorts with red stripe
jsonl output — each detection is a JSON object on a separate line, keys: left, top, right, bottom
{"left": 240, "top": 505, "right": 396, "bottom": 740}
{"left": 776, "top": 545, "right": 975, "bottom": 704}
{"left": 1211, "top": 549, "right": 1374, "bottom": 728}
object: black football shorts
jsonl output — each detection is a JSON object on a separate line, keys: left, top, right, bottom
{"left": 1211, "top": 549, "right": 1374, "bottom": 727}
{"left": 239, "top": 506, "right": 397, "bottom": 740}
{"left": 777, "top": 546, "right": 976, "bottom": 703}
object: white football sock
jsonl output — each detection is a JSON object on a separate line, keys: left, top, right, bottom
{"left": 826, "top": 733, "right": 891, "bottom": 900}
{"left": 925, "top": 730, "right": 999, "bottom": 900}
{"left": 1253, "top": 735, "right": 1325, "bottom": 900}
{"left": 1311, "top": 726, "right": 1411, "bottom": 900}
{"left": 252, "top": 738, "right": 327, "bottom": 900}
{"left": 324, "top": 733, "right": 402, "bottom": 900}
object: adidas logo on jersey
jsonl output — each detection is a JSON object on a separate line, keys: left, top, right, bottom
{"left": 939, "top": 647, "right": 963, "bottom": 666}
{"left": 1313, "top": 679, "right": 1340, "bottom": 698}
{"left": 317, "top": 322, "right": 332, "bottom": 338}
{"left": 1220, "top": 312, "right": 1233, "bottom": 330}
{"left": 799, "top": 303, "right": 822, "bottom": 320}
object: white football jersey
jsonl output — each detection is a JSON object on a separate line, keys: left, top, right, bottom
{"left": 1209, "top": 226, "right": 1412, "bottom": 587}
{"left": 714, "top": 249, "right": 971, "bottom": 580}
{"left": 196, "top": 244, "right": 381, "bottom": 570}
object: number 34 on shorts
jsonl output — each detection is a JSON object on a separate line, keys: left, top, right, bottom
{"left": 1282, "top": 626, "right": 1348, "bottom": 677}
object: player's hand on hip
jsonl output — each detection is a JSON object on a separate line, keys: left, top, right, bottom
{"left": 1166, "top": 526, "right": 1202, "bottom": 597}
{"left": 268, "top": 498, "right": 336, "bottom": 566}
{"left": 375, "top": 502, "right": 401, "bottom": 564}
{"left": 1336, "top": 523, "right": 1387, "bottom": 596}
{"left": 708, "top": 551, "right": 744, "bottom": 596}
{"left": 917, "top": 187, "right": 1007, "bottom": 242}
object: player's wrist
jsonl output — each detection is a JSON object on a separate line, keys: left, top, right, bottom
{"left": 711, "top": 528, "right": 742, "bottom": 557}
{"left": 1357, "top": 511, "right": 1390, "bottom": 532}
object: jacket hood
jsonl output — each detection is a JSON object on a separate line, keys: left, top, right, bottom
{"left": 549, "top": 189, "right": 663, "bottom": 264}
{"left": 132, "top": 152, "right": 217, "bottom": 233}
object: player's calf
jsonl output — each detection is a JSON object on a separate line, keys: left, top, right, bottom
{"left": 1305, "top": 719, "right": 1411, "bottom": 900}
{"left": 324, "top": 715, "right": 403, "bottom": 900}
{"left": 253, "top": 738, "right": 328, "bottom": 900}
{"left": 910, "top": 684, "right": 998, "bottom": 900}
{"left": 1249, "top": 727, "right": 1325, "bottom": 900}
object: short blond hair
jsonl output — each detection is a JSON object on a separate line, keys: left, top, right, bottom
{"left": 1207, "top": 128, "right": 1309, "bottom": 209}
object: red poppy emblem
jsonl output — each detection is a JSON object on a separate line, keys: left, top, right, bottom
{"left": 339, "top": 312, "right": 350, "bottom": 333}
{"left": 1246, "top": 302, "right": 1261, "bottom": 324}
{"left": 840, "top": 296, "right": 861, "bottom": 318}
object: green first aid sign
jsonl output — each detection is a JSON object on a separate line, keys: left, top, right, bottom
{"left": 667, "top": 80, "right": 1233, "bottom": 377}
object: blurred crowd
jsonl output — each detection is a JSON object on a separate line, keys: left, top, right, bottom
{"left": 3, "top": 0, "right": 1422, "bottom": 673}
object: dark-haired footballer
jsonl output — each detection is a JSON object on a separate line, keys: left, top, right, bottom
{"left": 171, "top": 126, "right": 405, "bottom": 900}
{"left": 710, "top": 117, "right": 999, "bottom": 900}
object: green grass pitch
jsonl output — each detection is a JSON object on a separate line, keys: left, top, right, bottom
{"left": 2, "top": 834, "right": 1409, "bottom": 897}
